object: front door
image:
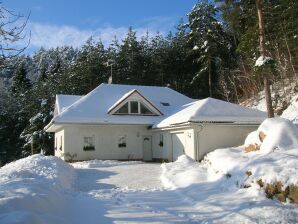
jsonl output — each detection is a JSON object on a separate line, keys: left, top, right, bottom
{"left": 142, "top": 136, "right": 152, "bottom": 161}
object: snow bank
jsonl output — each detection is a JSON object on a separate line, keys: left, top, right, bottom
{"left": 161, "top": 155, "right": 218, "bottom": 189}
{"left": 72, "top": 159, "right": 143, "bottom": 169}
{"left": 205, "top": 118, "right": 298, "bottom": 188}
{"left": 0, "top": 154, "right": 76, "bottom": 224}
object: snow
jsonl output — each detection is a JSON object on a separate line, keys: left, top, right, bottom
{"left": 155, "top": 97, "right": 267, "bottom": 128}
{"left": 255, "top": 56, "right": 273, "bottom": 67}
{"left": 56, "top": 94, "right": 82, "bottom": 114}
{"left": 205, "top": 118, "right": 298, "bottom": 188}
{"left": 1, "top": 143, "right": 298, "bottom": 224}
{"left": 0, "top": 154, "right": 76, "bottom": 223}
{"left": 192, "top": 45, "right": 199, "bottom": 50}
{"left": 282, "top": 94, "right": 298, "bottom": 123}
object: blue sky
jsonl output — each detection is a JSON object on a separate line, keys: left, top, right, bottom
{"left": 4, "top": 0, "right": 198, "bottom": 52}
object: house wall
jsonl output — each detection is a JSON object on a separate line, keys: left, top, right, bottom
{"left": 196, "top": 124, "right": 259, "bottom": 160}
{"left": 62, "top": 124, "right": 150, "bottom": 161}
{"left": 54, "top": 129, "right": 64, "bottom": 158}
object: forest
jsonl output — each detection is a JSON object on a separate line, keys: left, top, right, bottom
{"left": 0, "top": 0, "right": 297, "bottom": 165}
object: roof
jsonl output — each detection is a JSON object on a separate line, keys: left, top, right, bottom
{"left": 46, "top": 84, "right": 267, "bottom": 131}
{"left": 154, "top": 98, "right": 267, "bottom": 128}
{"left": 46, "top": 83, "right": 194, "bottom": 130}
{"left": 56, "top": 95, "right": 82, "bottom": 114}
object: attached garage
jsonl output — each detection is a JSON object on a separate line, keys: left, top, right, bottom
{"left": 153, "top": 97, "right": 267, "bottom": 162}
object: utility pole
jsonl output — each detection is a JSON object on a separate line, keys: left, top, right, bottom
{"left": 256, "top": 0, "right": 274, "bottom": 118}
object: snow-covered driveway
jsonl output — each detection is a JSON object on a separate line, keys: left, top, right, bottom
{"left": 72, "top": 162, "right": 194, "bottom": 223}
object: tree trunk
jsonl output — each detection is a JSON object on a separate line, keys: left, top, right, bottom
{"left": 256, "top": 0, "right": 274, "bottom": 118}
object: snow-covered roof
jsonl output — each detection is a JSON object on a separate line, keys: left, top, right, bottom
{"left": 47, "top": 84, "right": 194, "bottom": 130}
{"left": 154, "top": 98, "right": 267, "bottom": 128}
{"left": 56, "top": 95, "right": 82, "bottom": 114}
{"left": 46, "top": 84, "right": 267, "bottom": 131}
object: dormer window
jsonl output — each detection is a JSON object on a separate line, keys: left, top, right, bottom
{"left": 108, "top": 89, "right": 163, "bottom": 116}
{"left": 115, "top": 101, "right": 155, "bottom": 115}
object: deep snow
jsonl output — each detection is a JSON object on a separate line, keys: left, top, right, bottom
{"left": 1, "top": 118, "right": 298, "bottom": 223}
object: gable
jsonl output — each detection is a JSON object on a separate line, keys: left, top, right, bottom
{"left": 108, "top": 89, "right": 163, "bottom": 116}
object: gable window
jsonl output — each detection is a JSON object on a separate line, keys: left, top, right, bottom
{"left": 130, "top": 101, "right": 139, "bottom": 114}
{"left": 83, "top": 136, "right": 95, "bottom": 151}
{"left": 140, "top": 103, "right": 154, "bottom": 115}
{"left": 114, "top": 101, "right": 155, "bottom": 115}
{"left": 115, "top": 102, "right": 128, "bottom": 114}
{"left": 118, "top": 135, "right": 127, "bottom": 148}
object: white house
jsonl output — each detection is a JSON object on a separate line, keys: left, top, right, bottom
{"left": 45, "top": 83, "right": 267, "bottom": 162}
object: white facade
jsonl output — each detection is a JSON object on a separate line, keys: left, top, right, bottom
{"left": 54, "top": 124, "right": 151, "bottom": 161}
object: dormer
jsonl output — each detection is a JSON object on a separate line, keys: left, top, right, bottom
{"left": 108, "top": 89, "right": 163, "bottom": 116}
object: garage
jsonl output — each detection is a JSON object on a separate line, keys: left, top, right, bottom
{"left": 171, "top": 132, "right": 185, "bottom": 161}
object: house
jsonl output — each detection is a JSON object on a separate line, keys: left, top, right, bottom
{"left": 45, "top": 83, "right": 267, "bottom": 162}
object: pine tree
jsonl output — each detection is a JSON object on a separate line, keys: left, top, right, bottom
{"left": 187, "top": 2, "right": 231, "bottom": 98}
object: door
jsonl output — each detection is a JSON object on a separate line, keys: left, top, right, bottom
{"left": 142, "top": 136, "right": 152, "bottom": 161}
{"left": 172, "top": 132, "right": 185, "bottom": 161}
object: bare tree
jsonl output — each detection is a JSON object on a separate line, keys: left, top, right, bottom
{"left": 0, "top": 3, "right": 30, "bottom": 65}
{"left": 256, "top": 0, "right": 274, "bottom": 118}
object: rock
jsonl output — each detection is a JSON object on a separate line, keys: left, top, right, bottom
{"left": 246, "top": 171, "right": 252, "bottom": 177}
{"left": 258, "top": 131, "right": 266, "bottom": 142}
{"left": 288, "top": 185, "right": 298, "bottom": 204}
{"left": 245, "top": 144, "right": 260, "bottom": 153}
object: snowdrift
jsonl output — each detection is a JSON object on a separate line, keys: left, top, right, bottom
{"left": 206, "top": 118, "right": 298, "bottom": 203}
{"left": 162, "top": 118, "right": 298, "bottom": 205}
{"left": 0, "top": 154, "right": 76, "bottom": 224}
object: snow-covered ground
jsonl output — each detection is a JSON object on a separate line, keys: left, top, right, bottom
{"left": 1, "top": 118, "right": 298, "bottom": 223}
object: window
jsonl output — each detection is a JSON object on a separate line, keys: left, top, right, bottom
{"left": 159, "top": 134, "right": 164, "bottom": 147}
{"left": 115, "top": 102, "right": 128, "bottom": 114}
{"left": 55, "top": 137, "right": 57, "bottom": 151}
{"left": 130, "top": 101, "right": 139, "bottom": 113}
{"left": 114, "top": 101, "right": 155, "bottom": 115}
{"left": 118, "top": 135, "right": 127, "bottom": 148}
{"left": 140, "top": 103, "right": 154, "bottom": 115}
{"left": 83, "top": 136, "right": 95, "bottom": 151}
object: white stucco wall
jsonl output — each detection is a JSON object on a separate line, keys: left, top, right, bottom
{"left": 196, "top": 124, "right": 259, "bottom": 160}
{"left": 61, "top": 124, "right": 150, "bottom": 161}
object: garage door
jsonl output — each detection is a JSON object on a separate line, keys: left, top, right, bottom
{"left": 172, "top": 132, "right": 185, "bottom": 161}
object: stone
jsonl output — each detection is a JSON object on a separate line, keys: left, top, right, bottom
{"left": 245, "top": 144, "right": 260, "bottom": 153}
{"left": 258, "top": 131, "right": 266, "bottom": 142}
{"left": 288, "top": 185, "right": 298, "bottom": 204}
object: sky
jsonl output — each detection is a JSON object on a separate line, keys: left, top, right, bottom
{"left": 4, "top": 0, "right": 198, "bottom": 53}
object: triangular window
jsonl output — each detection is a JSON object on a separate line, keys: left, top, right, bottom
{"left": 140, "top": 102, "right": 154, "bottom": 115}
{"left": 114, "top": 101, "right": 155, "bottom": 115}
{"left": 115, "top": 102, "right": 128, "bottom": 114}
